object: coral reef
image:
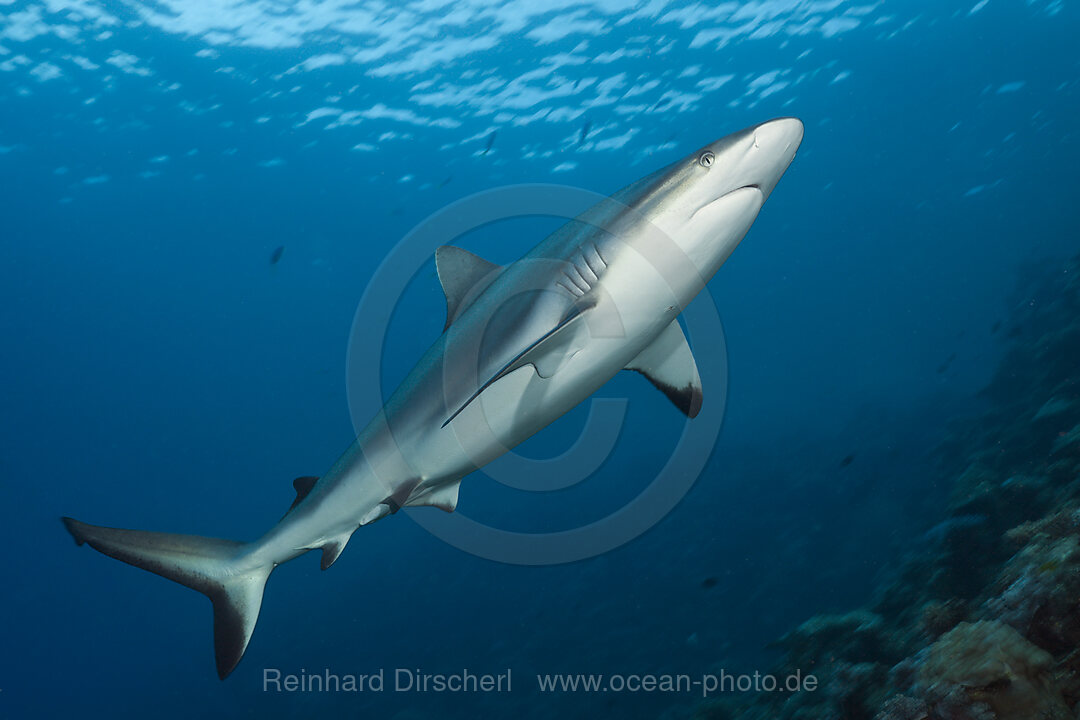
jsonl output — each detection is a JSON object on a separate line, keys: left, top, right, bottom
{"left": 773, "top": 611, "right": 898, "bottom": 670}
{"left": 900, "top": 620, "right": 1070, "bottom": 720}
{"left": 674, "top": 253, "right": 1080, "bottom": 720}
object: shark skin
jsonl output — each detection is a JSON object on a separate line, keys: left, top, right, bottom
{"left": 62, "top": 117, "right": 804, "bottom": 679}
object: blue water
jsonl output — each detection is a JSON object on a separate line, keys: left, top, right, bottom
{"left": 2, "top": 1, "right": 1077, "bottom": 717}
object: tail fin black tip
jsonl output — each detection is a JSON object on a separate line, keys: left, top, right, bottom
{"left": 214, "top": 597, "right": 246, "bottom": 680}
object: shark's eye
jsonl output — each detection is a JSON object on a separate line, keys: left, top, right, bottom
{"left": 698, "top": 151, "right": 715, "bottom": 168}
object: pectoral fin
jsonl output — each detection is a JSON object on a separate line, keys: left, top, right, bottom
{"left": 626, "top": 320, "right": 703, "bottom": 418}
{"left": 442, "top": 303, "right": 592, "bottom": 428}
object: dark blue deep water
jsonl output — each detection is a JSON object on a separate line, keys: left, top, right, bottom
{"left": 2, "top": 1, "right": 1078, "bottom": 718}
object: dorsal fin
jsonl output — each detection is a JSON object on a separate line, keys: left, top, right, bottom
{"left": 435, "top": 245, "right": 502, "bottom": 330}
{"left": 625, "top": 319, "right": 703, "bottom": 418}
{"left": 287, "top": 476, "right": 319, "bottom": 514}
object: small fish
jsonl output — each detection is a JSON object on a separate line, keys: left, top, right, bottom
{"left": 990, "top": 320, "right": 1002, "bottom": 334}
{"left": 839, "top": 454, "right": 855, "bottom": 468}
{"left": 269, "top": 246, "right": 284, "bottom": 265}
{"left": 579, "top": 120, "right": 591, "bottom": 146}
{"left": 436, "top": 175, "right": 453, "bottom": 189}
{"left": 481, "top": 130, "right": 497, "bottom": 156}
{"left": 1007, "top": 324, "right": 1023, "bottom": 338}
{"left": 701, "top": 576, "right": 719, "bottom": 589}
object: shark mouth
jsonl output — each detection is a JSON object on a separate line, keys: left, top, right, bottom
{"left": 689, "top": 184, "right": 764, "bottom": 222}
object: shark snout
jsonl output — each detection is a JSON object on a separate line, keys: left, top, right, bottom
{"left": 752, "top": 117, "right": 804, "bottom": 155}
{"left": 742, "top": 117, "right": 803, "bottom": 199}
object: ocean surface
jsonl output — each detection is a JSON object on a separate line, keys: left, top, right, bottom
{"left": 2, "top": 1, "right": 1078, "bottom": 718}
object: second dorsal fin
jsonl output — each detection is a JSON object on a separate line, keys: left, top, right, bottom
{"left": 288, "top": 476, "right": 319, "bottom": 514}
{"left": 435, "top": 245, "right": 502, "bottom": 330}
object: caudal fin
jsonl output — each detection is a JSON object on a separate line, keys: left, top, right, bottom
{"left": 62, "top": 517, "right": 272, "bottom": 679}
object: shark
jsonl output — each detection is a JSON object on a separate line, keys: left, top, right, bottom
{"left": 63, "top": 117, "right": 804, "bottom": 679}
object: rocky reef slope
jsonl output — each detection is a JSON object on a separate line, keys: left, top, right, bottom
{"left": 687, "top": 253, "right": 1080, "bottom": 720}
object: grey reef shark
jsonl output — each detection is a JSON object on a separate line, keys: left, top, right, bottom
{"left": 63, "top": 117, "right": 804, "bottom": 679}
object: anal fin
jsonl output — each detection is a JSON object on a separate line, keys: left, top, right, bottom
{"left": 320, "top": 534, "right": 350, "bottom": 571}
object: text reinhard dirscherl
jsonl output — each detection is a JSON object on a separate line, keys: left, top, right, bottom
{"left": 263, "top": 668, "right": 511, "bottom": 694}
{"left": 262, "top": 668, "right": 819, "bottom": 698}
